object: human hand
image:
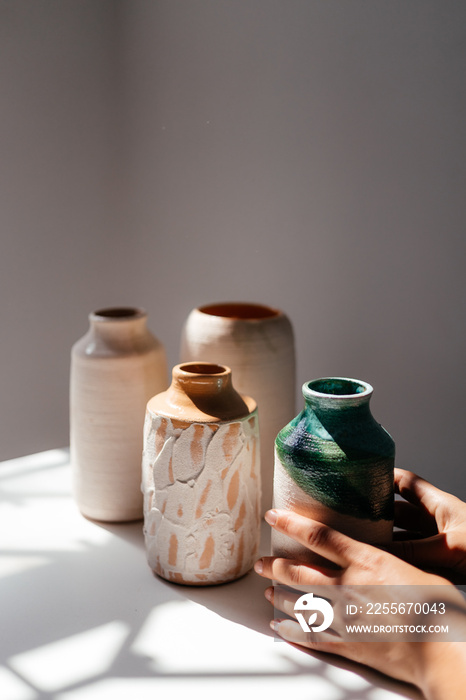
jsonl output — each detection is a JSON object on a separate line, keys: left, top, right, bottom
{"left": 388, "top": 469, "right": 466, "bottom": 583}
{"left": 255, "top": 509, "right": 466, "bottom": 699}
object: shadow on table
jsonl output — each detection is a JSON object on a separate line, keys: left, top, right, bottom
{"left": 103, "top": 520, "right": 422, "bottom": 700}
{"left": 0, "top": 449, "right": 422, "bottom": 700}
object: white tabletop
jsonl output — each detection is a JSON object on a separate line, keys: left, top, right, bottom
{"left": 0, "top": 449, "right": 422, "bottom": 700}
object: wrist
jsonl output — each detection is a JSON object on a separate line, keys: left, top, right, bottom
{"left": 418, "top": 642, "right": 466, "bottom": 700}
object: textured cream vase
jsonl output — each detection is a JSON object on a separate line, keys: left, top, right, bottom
{"left": 70, "top": 307, "right": 168, "bottom": 522}
{"left": 180, "top": 302, "right": 296, "bottom": 513}
{"left": 142, "top": 362, "right": 261, "bottom": 585}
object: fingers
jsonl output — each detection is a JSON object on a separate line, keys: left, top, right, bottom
{"left": 394, "top": 500, "right": 438, "bottom": 536}
{"left": 255, "top": 555, "right": 341, "bottom": 587}
{"left": 270, "top": 618, "right": 346, "bottom": 655}
{"left": 264, "top": 509, "right": 356, "bottom": 568}
{"left": 270, "top": 618, "right": 311, "bottom": 647}
{"left": 394, "top": 469, "right": 445, "bottom": 518}
{"left": 265, "top": 585, "right": 300, "bottom": 620}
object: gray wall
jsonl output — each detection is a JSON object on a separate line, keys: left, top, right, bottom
{"left": 0, "top": 0, "right": 133, "bottom": 455}
{"left": 1, "top": 1, "right": 466, "bottom": 499}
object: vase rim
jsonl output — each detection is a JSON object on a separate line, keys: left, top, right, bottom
{"left": 148, "top": 361, "right": 256, "bottom": 422}
{"left": 303, "top": 377, "right": 373, "bottom": 404}
{"left": 90, "top": 307, "right": 147, "bottom": 322}
{"left": 177, "top": 361, "right": 230, "bottom": 377}
{"left": 197, "top": 301, "right": 281, "bottom": 321}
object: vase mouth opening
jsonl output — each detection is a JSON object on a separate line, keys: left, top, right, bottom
{"left": 91, "top": 307, "right": 146, "bottom": 321}
{"left": 304, "top": 377, "right": 373, "bottom": 402}
{"left": 178, "top": 362, "right": 229, "bottom": 377}
{"left": 198, "top": 302, "right": 280, "bottom": 321}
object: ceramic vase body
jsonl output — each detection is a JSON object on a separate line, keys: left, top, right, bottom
{"left": 70, "top": 307, "right": 168, "bottom": 522}
{"left": 180, "top": 302, "right": 296, "bottom": 513}
{"left": 272, "top": 377, "right": 395, "bottom": 563}
{"left": 142, "top": 362, "right": 261, "bottom": 585}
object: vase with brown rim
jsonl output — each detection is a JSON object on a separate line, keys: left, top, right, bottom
{"left": 142, "top": 361, "right": 261, "bottom": 585}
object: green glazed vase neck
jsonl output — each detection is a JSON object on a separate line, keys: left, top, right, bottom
{"left": 303, "top": 377, "right": 373, "bottom": 411}
{"left": 300, "top": 377, "right": 375, "bottom": 443}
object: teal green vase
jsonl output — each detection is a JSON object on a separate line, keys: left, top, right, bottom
{"left": 272, "top": 377, "right": 395, "bottom": 562}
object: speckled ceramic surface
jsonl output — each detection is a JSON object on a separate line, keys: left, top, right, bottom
{"left": 272, "top": 377, "right": 395, "bottom": 562}
{"left": 142, "top": 362, "right": 261, "bottom": 585}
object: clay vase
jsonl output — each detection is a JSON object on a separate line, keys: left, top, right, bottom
{"left": 180, "top": 302, "right": 296, "bottom": 513}
{"left": 70, "top": 307, "right": 168, "bottom": 522}
{"left": 272, "top": 377, "right": 395, "bottom": 563}
{"left": 142, "top": 362, "right": 261, "bottom": 585}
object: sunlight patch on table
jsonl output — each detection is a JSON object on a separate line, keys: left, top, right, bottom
{"left": 133, "top": 599, "right": 300, "bottom": 674}
{"left": 325, "top": 663, "right": 374, "bottom": 691}
{"left": 0, "top": 555, "right": 49, "bottom": 580}
{"left": 56, "top": 676, "right": 345, "bottom": 700}
{"left": 9, "top": 621, "right": 129, "bottom": 692}
{"left": 368, "top": 688, "right": 415, "bottom": 700}
{"left": 0, "top": 666, "right": 36, "bottom": 700}
{"left": 0, "top": 500, "right": 113, "bottom": 552}
{"left": 0, "top": 449, "right": 70, "bottom": 492}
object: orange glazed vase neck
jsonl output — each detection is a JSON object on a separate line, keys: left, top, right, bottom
{"left": 147, "top": 362, "right": 256, "bottom": 423}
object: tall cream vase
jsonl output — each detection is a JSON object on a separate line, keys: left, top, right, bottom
{"left": 180, "top": 302, "right": 296, "bottom": 512}
{"left": 70, "top": 307, "right": 168, "bottom": 522}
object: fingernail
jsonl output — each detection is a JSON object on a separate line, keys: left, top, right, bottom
{"left": 264, "top": 586, "right": 274, "bottom": 602}
{"left": 270, "top": 619, "right": 281, "bottom": 632}
{"left": 254, "top": 559, "right": 263, "bottom": 574}
{"left": 264, "top": 509, "right": 278, "bottom": 526}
